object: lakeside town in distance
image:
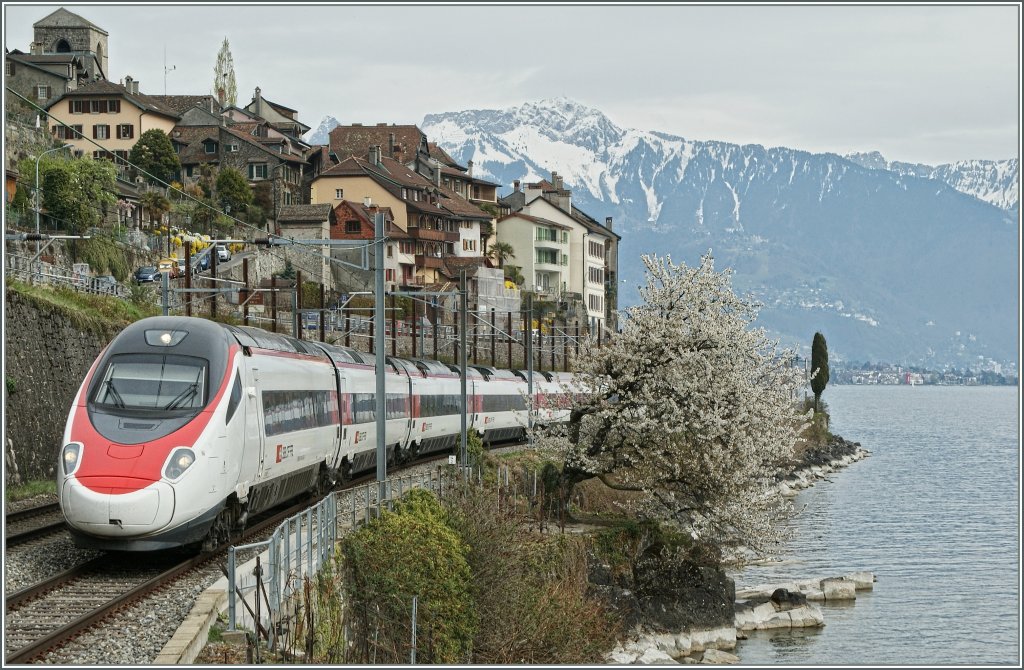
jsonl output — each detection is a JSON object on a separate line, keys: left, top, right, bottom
{"left": 828, "top": 361, "right": 1018, "bottom": 386}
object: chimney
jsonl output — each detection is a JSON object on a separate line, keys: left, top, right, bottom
{"left": 124, "top": 75, "right": 133, "bottom": 92}
{"left": 513, "top": 180, "right": 520, "bottom": 192}
{"left": 388, "top": 132, "right": 396, "bottom": 157}
{"left": 133, "top": 80, "right": 139, "bottom": 95}
{"left": 368, "top": 145, "right": 382, "bottom": 165}
{"left": 30, "top": 42, "right": 42, "bottom": 55}
{"left": 363, "top": 196, "right": 372, "bottom": 208}
{"left": 434, "top": 167, "right": 441, "bottom": 187}
{"left": 467, "top": 160, "right": 473, "bottom": 177}
{"left": 605, "top": 216, "right": 613, "bottom": 230}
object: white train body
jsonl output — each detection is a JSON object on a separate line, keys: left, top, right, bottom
{"left": 58, "top": 316, "right": 578, "bottom": 551}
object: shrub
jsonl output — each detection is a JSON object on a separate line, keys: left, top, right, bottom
{"left": 340, "top": 489, "right": 475, "bottom": 664}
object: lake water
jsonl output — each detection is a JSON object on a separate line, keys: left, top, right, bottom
{"left": 731, "top": 385, "right": 1020, "bottom": 665}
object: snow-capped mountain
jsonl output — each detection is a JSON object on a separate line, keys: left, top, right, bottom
{"left": 845, "top": 151, "right": 1019, "bottom": 214}
{"left": 302, "top": 115, "right": 341, "bottom": 145}
{"left": 422, "top": 98, "right": 1019, "bottom": 366}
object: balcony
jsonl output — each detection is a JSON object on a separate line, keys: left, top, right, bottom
{"left": 408, "top": 226, "right": 459, "bottom": 242}
{"left": 415, "top": 254, "right": 445, "bottom": 269}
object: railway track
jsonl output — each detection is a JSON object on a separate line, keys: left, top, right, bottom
{"left": 5, "top": 503, "right": 67, "bottom": 547}
{"left": 3, "top": 447, "right": 509, "bottom": 664}
{"left": 3, "top": 495, "right": 324, "bottom": 665}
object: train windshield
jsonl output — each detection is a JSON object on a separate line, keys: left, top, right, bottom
{"left": 93, "top": 354, "right": 207, "bottom": 411}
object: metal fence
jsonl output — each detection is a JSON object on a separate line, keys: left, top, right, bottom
{"left": 225, "top": 467, "right": 447, "bottom": 650}
{"left": 5, "top": 252, "right": 131, "bottom": 299}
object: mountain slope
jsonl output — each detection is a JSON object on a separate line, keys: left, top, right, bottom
{"left": 302, "top": 115, "right": 341, "bottom": 145}
{"left": 422, "top": 99, "right": 1019, "bottom": 366}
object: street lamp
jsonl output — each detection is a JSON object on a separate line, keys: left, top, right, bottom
{"left": 35, "top": 143, "right": 73, "bottom": 242}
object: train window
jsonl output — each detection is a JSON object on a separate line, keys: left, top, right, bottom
{"left": 225, "top": 375, "right": 242, "bottom": 424}
{"left": 93, "top": 354, "right": 207, "bottom": 411}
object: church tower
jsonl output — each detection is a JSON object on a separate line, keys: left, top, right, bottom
{"left": 32, "top": 8, "right": 108, "bottom": 81}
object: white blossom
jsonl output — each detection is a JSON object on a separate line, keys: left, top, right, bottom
{"left": 534, "top": 252, "right": 809, "bottom": 556}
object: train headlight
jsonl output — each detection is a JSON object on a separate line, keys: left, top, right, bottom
{"left": 61, "top": 443, "right": 82, "bottom": 475}
{"left": 163, "top": 448, "right": 195, "bottom": 481}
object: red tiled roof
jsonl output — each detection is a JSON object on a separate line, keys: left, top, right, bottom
{"left": 328, "top": 124, "right": 426, "bottom": 162}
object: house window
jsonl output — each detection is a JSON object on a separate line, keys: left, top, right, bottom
{"left": 5, "top": 61, "right": 12, "bottom": 76}
{"left": 401, "top": 188, "right": 407, "bottom": 200}
{"left": 93, "top": 124, "right": 110, "bottom": 140}
{"left": 588, "top": 240, "right": 604, "bottom": 258}
{"left": 387, "top": 244, "right": 394, "bottom": 258}
{"left": 116, "top": 123, "right": 134, "bottom": 139}
{"left": 107, "top": 99, "right": 120, "bottom": 113}
{"left": 227, "top": 143, "right": 239, "bottom": 152}
{"left": 589, "top": 267, "right": 604, "bottom": 284}
{"left": 284, "top": 191, "right": 292, "bottom": 205}
{"left": 561, "top": 231, "right": 569, "bottom": 243}
{"left": 204, "top": 141, "right": 217, "bottom": 154}
{"left": 335, "top": 188, "right": 344, "bottom": 200}
{"left": 55, "top": 124, "right": 83, "bottom": 139}
{"left": 36, "top": 85, "right": 50, "bottom": 100}
{"left": 69, "top": 100, "right": 84, "bottom": 114}
{"left": 186, "top": 166, "right": 194, "bottom": 177}
{"left": 113, "top": 150, "right": 129, "bottom": 165}
{"left": 345, "top": 220, "right": 360, "bottom": 235}
{"left": 385, "top": 269, "right": 395, "bottom": 281}
{"left": 589, "top": 294, "right": 603, "bottom": 312}
{"left": 248, "top": 163, "right": 268, "bottom": 179}
{"left": 400, "top": 240, "right": 414, "bottom": 255}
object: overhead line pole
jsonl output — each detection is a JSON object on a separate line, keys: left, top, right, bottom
{"left": 374, "top": 211, "right": 387, "bottom": 506}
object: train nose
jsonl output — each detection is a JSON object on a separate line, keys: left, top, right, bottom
{"left": 61, "top": 479, "right": 175, "bottom": 537}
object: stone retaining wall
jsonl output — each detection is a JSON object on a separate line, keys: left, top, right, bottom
{"left": 3, "top": 288, "right": 121, "bottom": 485}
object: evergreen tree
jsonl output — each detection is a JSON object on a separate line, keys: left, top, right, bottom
{"left": 212, "top": 37, "right": 238, "bottom": 107}
{"left": 811, "top": 331, "right": 830, "bottom": 411}
{"left": 128, "top": 129, "right": 180, "bottom": 185}
{"left": 215, "top": 166, "right": 253, "bottom": 213}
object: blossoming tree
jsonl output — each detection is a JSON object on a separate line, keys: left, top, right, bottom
{"left": 537, "top": 252, "right": 808, "bottom": 557}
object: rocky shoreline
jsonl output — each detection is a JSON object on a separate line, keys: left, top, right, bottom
{"left": 602, "top": 434, "right": 873, "bottom": 665}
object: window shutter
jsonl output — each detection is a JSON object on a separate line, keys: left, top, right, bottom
{"left": 128, "top": 125, "right": 134, "bottom": 139}
{"left": 69, "top": 100, "right": 74, "bottom": 113}
{"left": 46, "top": 86, "right": 52, "bottom": 98}
{"left": 92, "top": 125, "right": 97, "bottom": 139}
{"left": 116, "top": 100, "right": 121, "bottom": 113}
{"left": 116, "top": 124, "right": 122, "bottom": 139}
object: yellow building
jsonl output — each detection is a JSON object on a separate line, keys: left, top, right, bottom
{"left": 43, "top": 75, "right": 179, "bottom": 162}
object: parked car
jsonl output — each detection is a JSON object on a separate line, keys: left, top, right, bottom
{"left": 215, "top": 244, "right": 231, "bottom": 262}
{"left": 134, "top": 266, "right": 160, "bottom": 283}
{"left": 175, "top": 257, "right": 198, "bottom": 276}
{"left": 194, "top": 252, "right": 211, "bottom": 272}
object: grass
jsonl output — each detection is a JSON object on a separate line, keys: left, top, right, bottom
{"left": 6, "top": 479, "right": 56, "bottom": 503}
{"left": 7, "top": 279, "right": 159, "bottom": 334}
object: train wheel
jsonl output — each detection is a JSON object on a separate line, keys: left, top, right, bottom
{"left": 203, "top": 506, "right": 234, "bottom": 552}
{"left": 314, "top": 466, "right": 334, "bottom": 498}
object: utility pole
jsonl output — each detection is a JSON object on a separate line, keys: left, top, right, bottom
{"left": 459, "top": 269, "right": 468, "bottom": 473}
{"left": 374, "top": 210, "right": 387, "bottom": 505}
{"left": 526, "top": 293, "right": 534, "bottom": 444}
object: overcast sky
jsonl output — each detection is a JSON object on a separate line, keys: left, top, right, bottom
{"left": 4, "top": 3, "right": 1020, "bottom": 165}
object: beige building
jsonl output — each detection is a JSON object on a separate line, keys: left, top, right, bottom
{"left": 44, "top": 76, "right": 179, "bottom": 162}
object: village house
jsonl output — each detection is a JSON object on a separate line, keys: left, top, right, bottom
{"left": 499, "top": 173, "right": 620, "bottom": 336}
{"left": 42, "top": 75, "right": 179, "bottom": 166}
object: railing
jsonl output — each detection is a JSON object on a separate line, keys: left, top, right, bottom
{"left": 4, "top": 253, "right": 131, "bottom": 299}
{"left": 225, "top": 468, "right": 448, "bottom": 649}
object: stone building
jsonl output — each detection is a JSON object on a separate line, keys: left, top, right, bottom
{"left": 30, "top": 7, "right": 108, "bottom": 81}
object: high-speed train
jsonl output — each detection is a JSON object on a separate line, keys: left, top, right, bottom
{"left": 59, "top": 316, "right": 581, "bottom": 551}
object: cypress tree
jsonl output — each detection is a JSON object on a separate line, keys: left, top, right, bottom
{"left": 811, "top": 331, "right": 830, "bottom": 411}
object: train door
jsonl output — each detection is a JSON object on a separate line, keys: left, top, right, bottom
{"left": 240, "top": 363, "right": 266, "bottom": 489}
{"left": 334, "top": 372, "right": 350, "bottom": 471}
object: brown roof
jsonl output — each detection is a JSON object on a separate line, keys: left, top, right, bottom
{"left": 328, "top": 124, "right": 426, "bottom": 162}
{"left": 221, "top": 126, "right": 307, "bottom": 164}
{"left": 278, "top": 204, "right": 335, "bottom": 222}
{"left": 444, "top": 256, "right": 491, "bottom": 275}
{"left": 436, "top": 185, "right": 492, "bottom": 220}
{"left": 49, "top": 79, "right": 180, "bottom": 119}
{"left": 427, "top": 142, "right": 462, "bottom": 168}
{"left": 440, "top": 164, "right": 501, "bottom": 187}
{"left": 150, "top": 95, "right": 219, "bottom": 115}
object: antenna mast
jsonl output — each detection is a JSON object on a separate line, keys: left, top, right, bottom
{"left": 163, "top": 45, "right": 176, "bottom": 95}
